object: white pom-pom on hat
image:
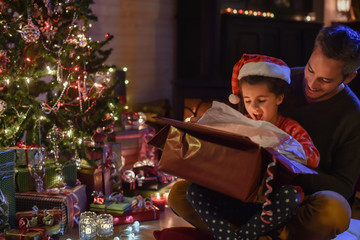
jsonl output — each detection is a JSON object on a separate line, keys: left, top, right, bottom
{"left": 228, "top": 94, "right": 240, "bottom": 104}
{"left": 229, "top": 53, "right": 290, "bottom": 105}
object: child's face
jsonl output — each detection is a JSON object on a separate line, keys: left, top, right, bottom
{"left": 241, "top": 82, "right": 284, "bottom": 125}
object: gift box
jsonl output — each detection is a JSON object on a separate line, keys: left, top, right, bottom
{"left": 77, "top": 158, "right": 113, "bottom": 199}
{"left": 122, "top": 181, "right": 174, "bottom": 198}
{"left": 107, "top": 204, "right": 160, "bottom": 225}
{"left": 15, "top": 184, "right": 87, "bottom": 234}
{"left": 89, "top": 196, "right": 137, "bottom": 214}
{"left": 7, "top": 146, "right": 39, "bottom": 167}
{"left": 5, "top": 224, "right": 60, "bottom": 240}
{"left": 15, "top": 158, "right": 77, "bottom": 192}
{"left": 85, "top": 142, "right": 112, "bottom": 163}
{"left": 0, "top": 148, "right": 16, "bottom": 230}
{"left": 149, "top": 117, "right": 317, "bottom": 203}
{"left": 107, "top": 127, "right": 152, "bottom": 166}
{"left": 15, "top": 208, "right": 63, "bottom": 227}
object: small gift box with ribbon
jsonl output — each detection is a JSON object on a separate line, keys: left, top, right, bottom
{"left": 77, "top": 157, "right": 114, "bottom": 200}
{"left": 89, "top": 192, "right": 137, "bottom": 214}
{"left": 107, "top": 196, "right": 160, "bottom": 226}
{"left": 5, "top": 219, "right": 61, "bottom": 240}
{"left": 8, "top": 143, "right": 39, "bottom": 167}
{"left": 84, "top": 141, "right": 112, "bottom": 163}
{"left": 15, "top": 184, "right": 87, "bottom": 235}
{"left": 0, "top": 148, "right": 16, "bottom": 229}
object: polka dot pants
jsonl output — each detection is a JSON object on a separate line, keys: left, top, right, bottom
{"left": 187, "top": 184, "right": 300, "bottom": 240}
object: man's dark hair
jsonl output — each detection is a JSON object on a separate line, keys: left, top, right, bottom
{"left": 314, "top": 25, "right": 360, "bottom": 76}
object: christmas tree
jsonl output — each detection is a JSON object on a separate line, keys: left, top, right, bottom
{"left": 0, "top": 0, "right": 123, "bottom": 153}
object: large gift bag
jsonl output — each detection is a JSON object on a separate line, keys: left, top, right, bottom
{"left": 149, "top": 102, "right": 317, "bottom": 203}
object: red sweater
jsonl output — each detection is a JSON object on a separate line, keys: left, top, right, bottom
{"left": 275, "top": 114, "right": 320, "bottom": 169}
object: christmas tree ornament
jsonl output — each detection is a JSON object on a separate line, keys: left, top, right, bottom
{"left": 27, "top": 149, "right": 46, "bottom": 193}
{"left": 0, "top": 22, "right": 8, "bottom": 33}
{"left": 21, "top": 19, "right": 41, "bottom": 43}
{"left": 47, "top": 125, "right": 64, "bottom": 182}
{"left": 0, "top": 50, "right": 9, "bottom": 74}
{"left": 42, "top": 209, "right": 54, "bottom": 226}
{"left": 54, "top": 2, "right": 63, "bottom": 14}
{"left": 0, "top": 99, "right": 7, "bottom": 115}
{"left": 0, "top": 0, "right": 4, "bottom": 13}
{"left": 43, "top": 0, "right": 53, "bottom": 16}
{"left": 77, "top": 33, "right": 87, "bottom": 47}
{"left": 94, "top": 71, "right": 107, "bottom": 84}
{"left": 92, "top": 127, "right": 106, "bottom": 145}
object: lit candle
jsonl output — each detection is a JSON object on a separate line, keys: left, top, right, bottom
{"left": 96, "top": 213, "right": 113, "bottom": 237}
{"left": 151, "top": 192, "right": 166, "bottom": 211}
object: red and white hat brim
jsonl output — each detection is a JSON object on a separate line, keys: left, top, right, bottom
{"left": 238, "top": 61, "right": 290, "bottom": 84}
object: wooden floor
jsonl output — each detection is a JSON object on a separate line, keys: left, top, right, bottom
{"left": 62, "top": 194, "right": 360, "bottom": 240}
{"left": 61, "top": 205, "right": 192, "bottom": 239}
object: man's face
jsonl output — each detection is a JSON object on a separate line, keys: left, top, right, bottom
{"left": 304, "top": 46, "right": 348, "bottom": 102}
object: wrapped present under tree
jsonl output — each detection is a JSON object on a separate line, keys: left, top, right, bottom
{"left": 15, "top": 185, "right": 87, "bottom": 235}
{"left": 15, "top": 158, "right": 77, "bottom": 192}
{"left": 0, "top": 148, "right": 16, "bottom": 230}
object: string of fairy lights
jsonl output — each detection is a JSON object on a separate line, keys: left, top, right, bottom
{"left": 0, "top": 0, "right": 130, "bottom": 149}
{"left": 222, "top": 7, "right": 275, "bottom": 18}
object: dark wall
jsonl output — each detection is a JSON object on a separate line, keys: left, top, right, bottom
{"left": 174, "top": 0, "right": 323, "bottom": 120}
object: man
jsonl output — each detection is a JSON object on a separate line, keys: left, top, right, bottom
{"left": 168, "top": 25, "right": 360, "bottom": 240}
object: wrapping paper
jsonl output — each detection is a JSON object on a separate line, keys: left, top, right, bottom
{"left": 5, "top": 224, "right": 60, "bottom": 240}
{"left": 15, "top": 158, "right": 77, "bottom": 192}
{"left": 107, "top": 126, "right": 153, "bottom": 166}
{"left": 197, "top": 101, "right": 307, "bottom": 165}
{"left": 89, "top": 196, "right": 137, "bottom": 214}
{"left": 7, "top": 146, "right": 38, "bottom": 167}
{"left": 85, "top": 142, "right": 112, "bottom": 163}
{"left": 15, "top": 185, "right": 86, "bottom": 234}
{"left": 78, "top": 158, "right": 113, "bottom": 198}
{"left": 0, "top": 148, "right": 16, "bottom": 229}
{"left": 15, "top": 208, "right": 63, "bottom": 227}
{"left": 108, "top": 205, "right": 160, "bottom": 225}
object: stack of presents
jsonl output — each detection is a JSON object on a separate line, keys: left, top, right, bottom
{"left": 0, "top": 119, "right": 176, "bottom": 239}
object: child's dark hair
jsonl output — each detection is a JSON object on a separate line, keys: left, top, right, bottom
{"left": 239, "top": 75, "right": 292, "bottom": 115}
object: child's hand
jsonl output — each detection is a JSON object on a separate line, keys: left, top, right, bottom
{"left": 186, "top": 116, "right": 200, "bottom": 123}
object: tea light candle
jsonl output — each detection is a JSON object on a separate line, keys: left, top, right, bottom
{"left": 151, "top": 192, "right": 166, "bottom": 211}
{"left": 96, "top": 213, "right": 113, "bottom": 237}
{"left": 79, "top": 218, "right": 96, "bottom": 240}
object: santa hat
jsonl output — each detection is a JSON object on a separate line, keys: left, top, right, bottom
{"left": 228, "top": 54, "right": 291, "bottom": 104}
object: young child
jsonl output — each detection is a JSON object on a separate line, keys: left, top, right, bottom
{"left": 187, "top": 54, "right": 320, "bottom": 240}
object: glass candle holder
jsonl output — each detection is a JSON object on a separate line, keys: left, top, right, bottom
{"left": 151, "top": 192, "right": 166, "bottom": 210}
{"left": 80, "top": 211, "right": 97, "bottom": 221}
{"left": 96, "top": 213, "right": 113, "bottom": 237}
{"left": 79, "top": 217, "right": 96, "bottom": 240}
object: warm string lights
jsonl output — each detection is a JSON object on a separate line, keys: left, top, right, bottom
{"left": 222, "top": 8, "right": 275, "bottom": 18}
{"left": 0, "top": 0, "right": 120, "bottom": 151}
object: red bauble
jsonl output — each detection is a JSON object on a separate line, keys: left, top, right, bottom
{"left": 105, "top": 33, "right": 111, "bottom": 39}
